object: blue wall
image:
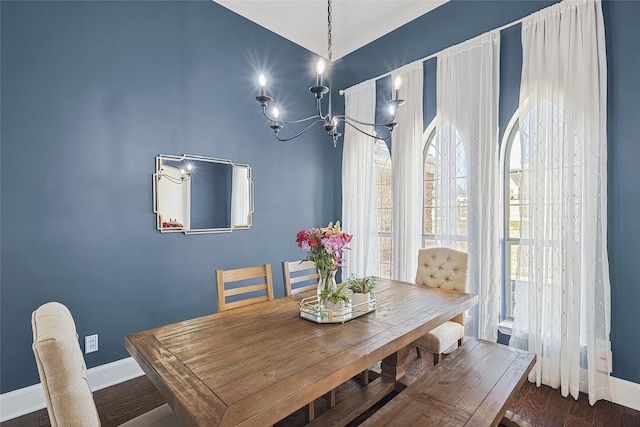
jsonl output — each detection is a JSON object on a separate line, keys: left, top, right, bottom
{"left": 334, "top": 0, "right": 640, "bottom": 384}
{"left": 2, "top": 0, "right": 638, "bottom": 395}
{"left": 0, "top": 1, "right": 337, "bottom": 393}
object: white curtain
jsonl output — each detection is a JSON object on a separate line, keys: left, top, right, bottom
{"left": 342, "top": 81, "right": 380, "bottom": 279}
{"left": 509, "top": 0, "right": 611, "bottom": 404}
{"left": 434, "top": 31, "right": 501, "bottom": 340}
{"left": 391, "top": 62, "right": 424, "bottom": 282}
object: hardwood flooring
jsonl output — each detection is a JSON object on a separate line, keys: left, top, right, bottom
{"left": 3, "top": 349, "right": 639, "bottom": 427}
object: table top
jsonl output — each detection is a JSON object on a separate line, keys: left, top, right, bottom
{"left": 125, "top": 278, "right": 478, "bottom": 427}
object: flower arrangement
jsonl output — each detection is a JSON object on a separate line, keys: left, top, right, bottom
{"left": 296, "top": 221, "right": 352, "bottom": 300}
{"left": 295, "top": 221, "right": 352, "bottom": 273}
{"left": 346, "top": 275, "right": 377, "bottom": 294}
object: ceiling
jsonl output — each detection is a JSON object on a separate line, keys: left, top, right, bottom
{"left": 213, "top": 1, "right": 448, "bottom": 61}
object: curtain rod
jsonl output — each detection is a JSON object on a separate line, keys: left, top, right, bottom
{"left": 339, "top": 13, "right": 527, "bottom": 96}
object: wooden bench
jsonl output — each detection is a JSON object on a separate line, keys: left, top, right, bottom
{"left": 360, "top": 338, "right": 536, "bottom": 427}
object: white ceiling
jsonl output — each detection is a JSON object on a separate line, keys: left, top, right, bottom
{"left": 213, "top": 1, "right": 448, "bottom": 61}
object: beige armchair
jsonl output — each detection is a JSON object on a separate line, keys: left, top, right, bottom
{"left": 412, "top": 247, "right": 469, "bottom": 365}
{"left": 31, "top": 302, "right": 182, "bottom": 426}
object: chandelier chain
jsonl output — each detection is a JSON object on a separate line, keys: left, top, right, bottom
{"left": 327, "top": 0, "right": 332, "bottom": 62}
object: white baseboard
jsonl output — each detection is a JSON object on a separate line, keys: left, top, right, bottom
{"left": 0, "top": 357, "right": 143, "bottom": 422}
{"left": 1, "top": 357, "right": 639, "bottom": 422}
{"left": 610, "top": 376, "right": 640, "bottom": 411}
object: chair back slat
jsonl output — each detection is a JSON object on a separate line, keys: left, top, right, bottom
{"left": 217, "top": 264, "right": 274, "bottom": 312}
{"left": 283, "top": 260, "right": 319, "bottom": 296}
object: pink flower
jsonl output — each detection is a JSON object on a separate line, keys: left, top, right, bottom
{"left": 295, "top": 221, "right": 352, "bottom": 271}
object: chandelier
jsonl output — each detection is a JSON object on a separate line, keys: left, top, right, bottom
{"left": 255, "top": 0, "right": 404, "bottom": 147}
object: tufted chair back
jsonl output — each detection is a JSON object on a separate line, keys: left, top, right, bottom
{"left": 415, "top": 248, "right": 469, "bottom": 325}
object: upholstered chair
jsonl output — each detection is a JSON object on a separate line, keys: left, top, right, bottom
{"left": 31, "top": 302, "right": 182, "bottom": 426}
{"left": 413, "top": 248, "right": 469, "bottom": 365}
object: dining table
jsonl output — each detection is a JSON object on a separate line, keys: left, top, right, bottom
{"left": 125, "top": 278, "right": 478, "bottom": 427}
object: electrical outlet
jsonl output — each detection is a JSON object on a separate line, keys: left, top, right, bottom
{"left": 85, "top": 334, "right": 98, "bottom": 354}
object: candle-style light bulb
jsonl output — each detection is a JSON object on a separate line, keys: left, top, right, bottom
{"left": 389, "top": 105, "right": 396, "bottom": 116}
{"left": 316, "top": 58, "right": 325, "bottom": 86}
{"left": 258, "top": 74, "right": 266, "bottom": 97}
{"left": 394, "top": 76, "right": 402, "bottom": 100}
{"left": 272, "top": 107, "right": 280, "bottom": 120}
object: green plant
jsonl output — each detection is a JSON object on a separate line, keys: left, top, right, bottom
{"left": 320, "top": 282, "right": 350, "bottom": 305}
{"left": 346, "top": 275, "right": 377, "bottom": 294}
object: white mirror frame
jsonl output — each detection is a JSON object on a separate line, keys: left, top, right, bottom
{"left": 153, "top": 154, "right": 254, "bottom": 234}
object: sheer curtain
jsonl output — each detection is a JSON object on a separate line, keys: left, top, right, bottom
{"left": 434, "top": 31, "right": 501, "bottom": 340}
{"left": 342, "top": 81, "right": 380, "bottom": 278}
{"left": 391, "top": 62, "right": 423, "bottom": 282}
{"left": 509, "top": 0, "right": 611, "bottom": 404}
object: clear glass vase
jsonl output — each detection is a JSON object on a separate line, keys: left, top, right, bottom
{"left": 317, "top": 268, "right": 337, "bottom": 300}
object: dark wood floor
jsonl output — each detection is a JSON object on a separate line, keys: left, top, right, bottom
{"left": 4, "top": 349, "right": 639, "bottom": 427}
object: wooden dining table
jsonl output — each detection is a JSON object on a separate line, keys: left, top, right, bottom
{"left": 125, "top": 278, "right": 478, "bottom": 427}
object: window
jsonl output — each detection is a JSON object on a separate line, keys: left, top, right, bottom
{"left": 374, "top": 140, "right": 392, "bottom": 278}
{"left": 423, "top": 125, "right": 468, "bottom": 251}
{"left": 502, "top": 118, "right": 523, "bottom": 320}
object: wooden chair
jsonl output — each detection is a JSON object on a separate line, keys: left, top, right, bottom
{"left": 283, "top": 260, "right": 320, "bottom": 296}
{"left": 413, "top": 247, "right": 469, "bottom": 365}
{"left": 31, "top": 302, "right": 182, "bottom": 427}
{"left": 216, "top": 264, "right": 274, "bottom": 312}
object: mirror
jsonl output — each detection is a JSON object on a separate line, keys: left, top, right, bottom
{"left": 153, "top": 154, "right": 253, "bottom": 234}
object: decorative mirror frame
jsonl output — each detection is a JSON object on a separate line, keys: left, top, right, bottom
{"left": 153, "top": 154, "right": 254, "bottom": 234}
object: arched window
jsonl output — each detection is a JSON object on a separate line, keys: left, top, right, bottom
{"left": 501, "top": 114, "right": 523, "bottom": 320}
{"left": 374, "top": 139, "right": 392, "bottom": 278}
{"left": 423, "top": 122, "right": 468, "bottom": 251}
{"left": 501, "top": 101, "right": 567, "bottom": 321}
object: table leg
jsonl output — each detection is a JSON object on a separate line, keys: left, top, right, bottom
{"left": 380, "top": 345, "right": 410, "bottom": 390}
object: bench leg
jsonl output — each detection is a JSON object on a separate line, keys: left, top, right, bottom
{"left": 307, "top": 402, "right": 315, "bottom": 422}
{"left": 360, "top": 369, "right": 370, "bottom": 386}
{"left": 433, "top": 353, "right": 441, "bottom": 366}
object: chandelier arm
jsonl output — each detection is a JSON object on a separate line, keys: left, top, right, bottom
{"left": 342, "top": 120, "right": 392, "bottom": 141}
{"left": 316, "top": 98, "right": 329, "bottom": 121}
{"left": 262, "top": 107, "right": 320, "bottom": 125}
{"left": 273, "top": 119, "right": 326, "bottom": 142}
{"left": 336, "top": 114, "right": 398, "bottom": 128}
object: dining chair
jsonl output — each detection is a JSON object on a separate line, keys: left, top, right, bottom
{"left": 31, "top": 302, "right": 182, "bottom": 427}
{"left": 412, "top": 247, "right": 469, "bottom": 365}
{"left": 216, "top": 264, "right": 275, "bottom": 312}
{"left": 283, "top": 259, "right": 320, "bottom": 296}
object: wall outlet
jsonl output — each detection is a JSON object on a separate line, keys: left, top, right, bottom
{"left": 85, "top": 334, "right": 98, "bottom": 354}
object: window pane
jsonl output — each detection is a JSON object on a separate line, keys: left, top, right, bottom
{"left": 423, "top": 126, "right": 468, "bottom": 248}
{"left": 508, "top": 131, "right": 522, "bottom": 240}
{"left": 374, "top": 140, "right": 392, "bottom": 278}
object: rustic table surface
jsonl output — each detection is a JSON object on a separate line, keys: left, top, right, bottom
{"left": 125, "top": 278, "right": 478, "bottom": 427}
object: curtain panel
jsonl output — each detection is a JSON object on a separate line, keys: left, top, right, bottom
{"left": 391, "top": 62, "right": 424, "bottom": 283}
{"left": 510, "top": 0, "right": 611, "bottom": 404}
{"left": 434, "top": 30, "right": 501, "bottom": 341}
{"left": 342, "top": 81, "right": 381, "bottom": 278}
